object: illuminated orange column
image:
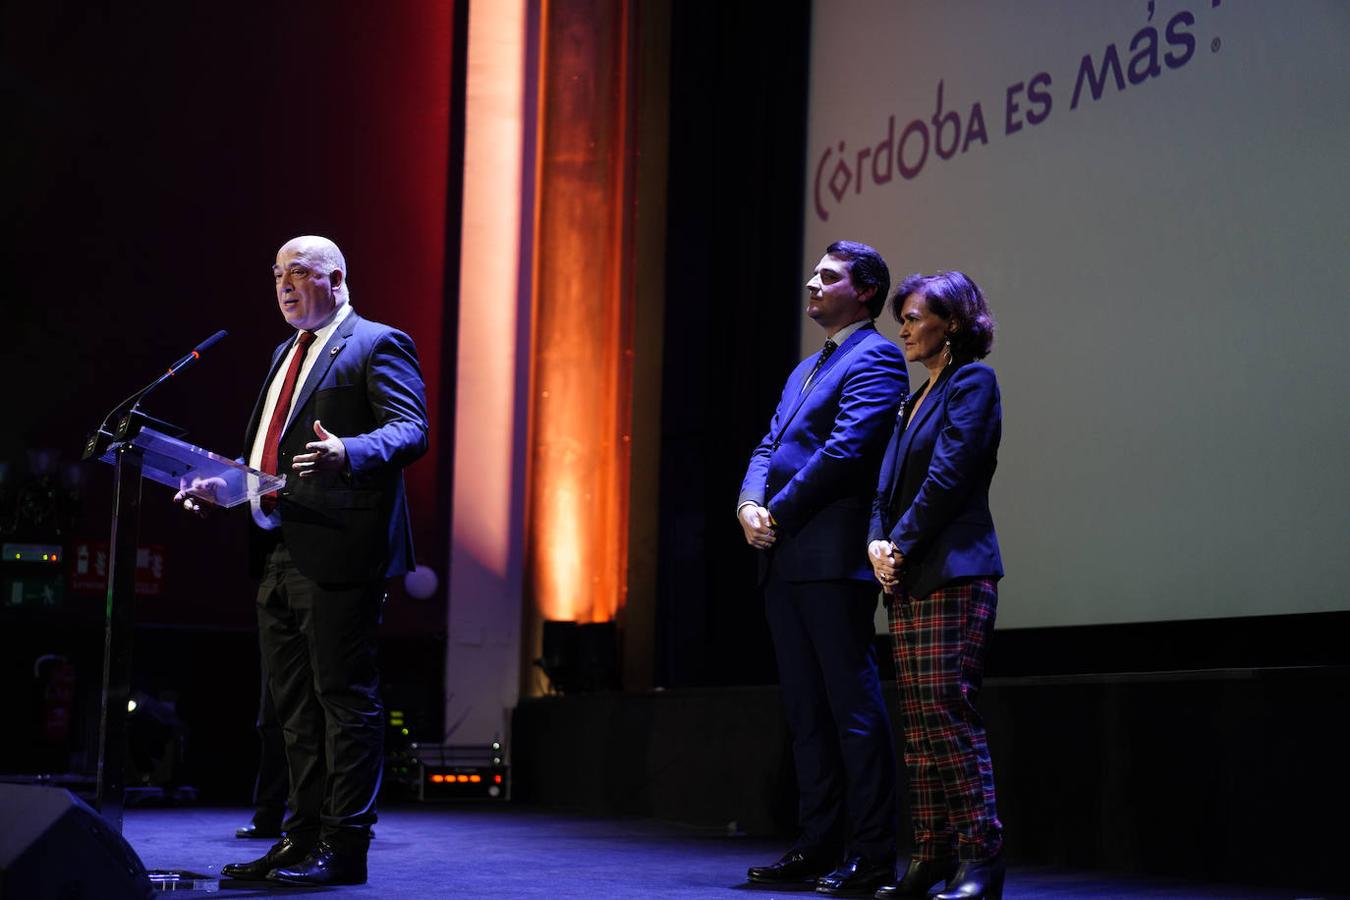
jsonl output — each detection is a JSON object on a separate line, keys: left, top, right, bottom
{"left": 527, "top": 0, "right": 636, "bottom": 629}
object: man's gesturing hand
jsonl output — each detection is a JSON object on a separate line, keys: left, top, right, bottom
{"left": 293, "top": 419, "right": 346, "bottom": 478}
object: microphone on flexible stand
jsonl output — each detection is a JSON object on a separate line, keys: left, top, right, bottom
{"left": 158, "top": 329, "right": 228, "bottom": 385}
{"left": 84, "top": 330, "right": 229, "bottom": 458}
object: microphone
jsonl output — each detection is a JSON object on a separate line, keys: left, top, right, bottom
{"left": 94, "top": 330, "right": 230, "bottom": 437}
{"left": 163, "top": 329, "right": 229, "bottom": 380}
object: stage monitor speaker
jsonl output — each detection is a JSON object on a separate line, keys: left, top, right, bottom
{"left": 0, "top": 783, "right": 153, "bottom": 900}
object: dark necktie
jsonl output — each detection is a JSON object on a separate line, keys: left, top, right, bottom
{"left": 259, "top": 330, "right": 316, "bottom": 513}
{"left": 803, "top": 338, "right": 838, "bottom": 391}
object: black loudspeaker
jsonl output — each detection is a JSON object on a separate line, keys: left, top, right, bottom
{"left": 0, "top": 784, "right": 153, "bottom": 900}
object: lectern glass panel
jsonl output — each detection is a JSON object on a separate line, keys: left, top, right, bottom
{"left": 98, "top": 426, "right": 284, "bottom": 508}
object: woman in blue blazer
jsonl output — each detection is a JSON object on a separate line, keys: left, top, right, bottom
{"left": 868, "top": 272, "right": 1004, "bottom": 900}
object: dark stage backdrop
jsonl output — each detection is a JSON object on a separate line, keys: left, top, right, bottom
{"left": 2, "top": 1, "right": 461, "bottom": 790}
{"left": 3, "top": 0, "right": 457, "bottom": 629}
{"left": 656, "top": 0, "right": 813, "bottom": 687}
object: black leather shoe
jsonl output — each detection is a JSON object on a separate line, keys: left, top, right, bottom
{"left": 234, "top": 818, "right": 282, "bottom": 839}
{"left": 747, "top": 847, "right": 838, "bottom": 885}
{"left": 268, "top": 840, "right": 368, "bottom": 886}
{"left": 933, "top": 852, "right": 1004, "bottom": 900}
{"left": 220, "top": 837, "right": 312, "bottom": 881}
{"left": 815, "top": 855, "right": 893, "bottom": 896}
{"left": 874, "top": 856, "right": 958, "bottom": 898}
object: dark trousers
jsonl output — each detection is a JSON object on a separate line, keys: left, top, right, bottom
{"left": 889, "top": 577, "right": 1001, "bottom": 861}
{"left": 764, "top": 569, "right": 897, "bottom": 860}
{"left": 256, "top": 541, "right": 384, "bottom": 853}
{"left": 250, "top": 656, "right": 288, "bottom": 825}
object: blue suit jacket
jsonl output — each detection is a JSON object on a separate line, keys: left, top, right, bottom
{"left": 868, "top": 360, "right": 1003, "bottom": 599}
{"left": 244, "top": 311, "right": 429, "bottom": 584}
{"left": 740, "top": 323, "right": 907, "bottom": 583}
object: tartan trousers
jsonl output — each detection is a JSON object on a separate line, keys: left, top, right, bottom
{"left": 888, "top": 577, "right": 1003, "bottom": 861}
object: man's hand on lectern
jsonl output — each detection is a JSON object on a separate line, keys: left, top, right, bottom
{"left": 174, "top": 476, "right": 226, "bottom": 517}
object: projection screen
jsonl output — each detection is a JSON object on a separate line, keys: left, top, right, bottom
{"left": 801, "top": 1, "right": 1350, "bottom": 628}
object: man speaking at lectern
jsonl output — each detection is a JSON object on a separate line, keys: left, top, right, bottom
{"left": 210, "top": 235, "right": 428, "bottom": 887}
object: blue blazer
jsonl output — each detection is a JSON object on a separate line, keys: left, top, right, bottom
{"left": 868, "top": 360, "right": 1003, "bottom": 599}
{"left": 740, "top": 323, "right": 908, "bottom": 583}
{"left": 244, "top": 311, "right": 429, "bottom": 584}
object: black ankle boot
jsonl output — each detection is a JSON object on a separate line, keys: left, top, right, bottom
{"left": 874, "top": 856, "right": 958, "bottom": 898}
{"left": 932, "top": 851, "right": 1004, "bottom": 900}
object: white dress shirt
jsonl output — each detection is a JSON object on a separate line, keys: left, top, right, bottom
{"left": 247, "top": 302, "right": 354, "bottom": 529}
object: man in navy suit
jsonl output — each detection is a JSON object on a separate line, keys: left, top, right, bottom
{"left": 739, "top": 240, "right": 908, "bottom": 895}
{"left": 215, "top": 235, "right": 429, "bottom": 887}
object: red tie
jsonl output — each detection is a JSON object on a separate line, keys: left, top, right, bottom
{"left": 260, "top": 331, "right": 316, "bottom": 513}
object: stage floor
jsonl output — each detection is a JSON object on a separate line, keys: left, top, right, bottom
{"left": 122, "top": 806, "right": 1340, "bottom": 898}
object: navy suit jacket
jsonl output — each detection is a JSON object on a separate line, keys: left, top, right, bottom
{"left": 244, "top": 311, "right": 429, "bottom": 584}
{"left": 740, "top": 322, "right": 908, "bottom": 583}
{"left": 868, "top": 360, "right": 1003, "bottom": 599}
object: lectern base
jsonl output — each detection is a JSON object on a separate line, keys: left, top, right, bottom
{"left": 146, "top": 870, "right": 216, "bottom": 892}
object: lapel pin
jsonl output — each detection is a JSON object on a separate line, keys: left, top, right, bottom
{"left": 330, "top": 345, "right": 342, "bottom": 356}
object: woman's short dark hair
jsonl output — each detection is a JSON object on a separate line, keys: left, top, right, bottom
{"left": 890, "top": 271, "right": 996, "bottom": 360}
{"left": 825, "top": 240, "right": 890, "bottom": 319}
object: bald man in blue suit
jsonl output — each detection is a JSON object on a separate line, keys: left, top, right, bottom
{"left": 211, "top": 236, "right": 428, "bottom": 889}
{"left": 739, "top": 241, "right": 909, "bottom": 896}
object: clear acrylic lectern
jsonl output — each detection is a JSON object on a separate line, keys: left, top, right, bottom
{"left": 83, "top": 410, "right": 284, "bottom": 832}
{"left": 96, "top": 422, "right": 286, "bottom": 508}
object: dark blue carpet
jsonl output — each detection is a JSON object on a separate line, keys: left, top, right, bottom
{"left": 121, "top": 806, "right": 1343, "bottom": 898}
